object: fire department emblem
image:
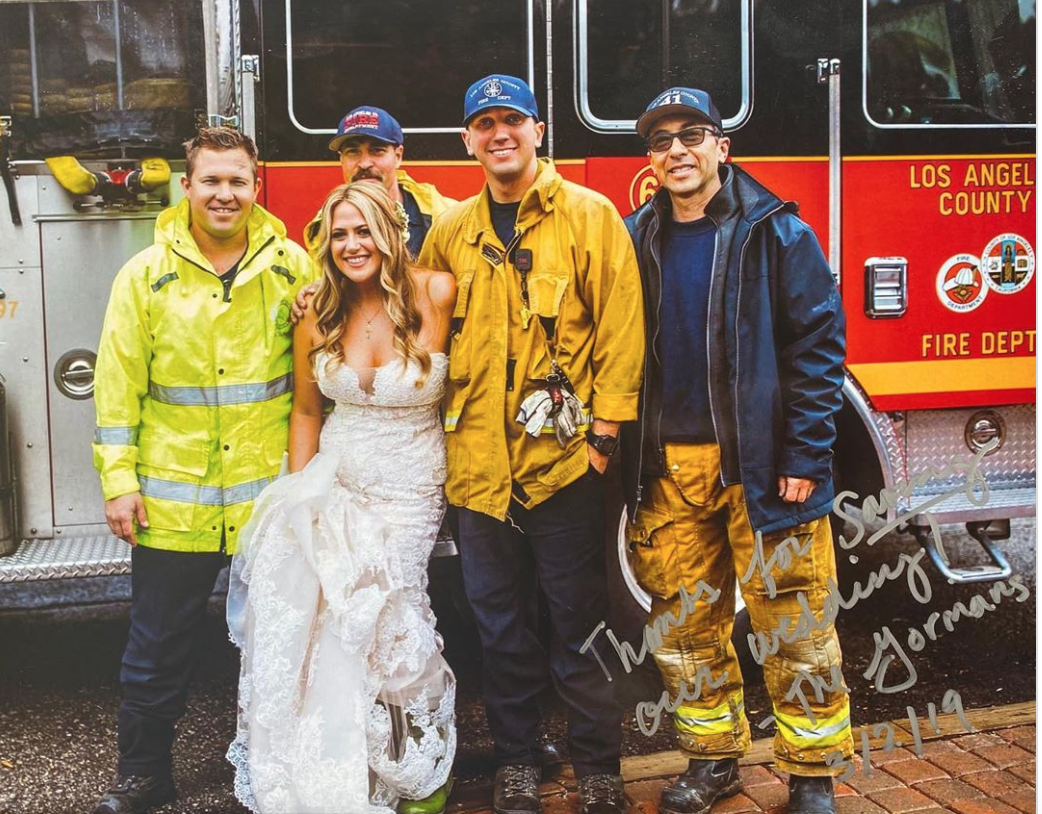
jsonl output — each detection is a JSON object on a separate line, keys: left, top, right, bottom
{"left": 484, "top": 78, "right": 503, "bottom": 98}
{"left": 628, "top": 165, "right": 660, "bottom": 210}
{"left": 936, "top": 254, "right": 988, "bottom": 313}
{"left": 274, "top": 299, "right": 292, "bottom": 335}
{"left": 981, "top": 233, "right": 1034, "bottom": 294}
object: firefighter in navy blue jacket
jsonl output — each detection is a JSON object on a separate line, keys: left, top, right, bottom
{"left": 620, "top": 88, "right": 852, "bottom": 814}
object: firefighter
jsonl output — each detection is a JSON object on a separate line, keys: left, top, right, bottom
{"left": 418, "top": 75, "right": 644, "bottom": 814}
{"left": 91, "top": 127, "right": 316, "bottom": 814}
{"left": 304, "top": 105, "right": 455, "bottom": 256}
{"left": 621, "top": 87, "right": 852, "bottom": 814}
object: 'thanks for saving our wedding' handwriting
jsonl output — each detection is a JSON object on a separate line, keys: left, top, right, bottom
{"left": 863, "top": 575, "right": 1030, "bottom": 693}
{"left": 582, "top": 440, "right": 1022, "bottom": 770}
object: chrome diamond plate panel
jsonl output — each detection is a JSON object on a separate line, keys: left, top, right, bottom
{"left": 906, "top": 405, "right": 1036, "bottom": 494}
{"left": 909, "top": 485, "right": 1037, "bottom": 526}
{"left": 0, "top": 536, "right": 131, "bottom": 583}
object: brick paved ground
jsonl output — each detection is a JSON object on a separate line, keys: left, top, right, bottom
{"left": 447, "top": 704, "right": 1036, "bottom": 814}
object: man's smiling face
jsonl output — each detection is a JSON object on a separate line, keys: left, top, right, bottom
{"left": 180, "top": 147, "right": 260, "bottom": 240}
{"left": 462, "top": 108, "right": 545, "bottom": 187}
{"left": 647, "top": 114, "right": 730, "bottom": 202}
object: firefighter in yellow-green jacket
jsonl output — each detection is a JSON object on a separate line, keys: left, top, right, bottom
{"left": 303, "top": 105, "right": 455, "bottom": 257}
{"left": 417, "top": 75, "right": 644, "bottom": 814}
{"left": 91, "top": 127, "right": 315, "bottom": 814}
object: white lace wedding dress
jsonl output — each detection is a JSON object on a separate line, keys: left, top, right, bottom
{"left": 226, "top": 351, "right": 456, "bottom": 814}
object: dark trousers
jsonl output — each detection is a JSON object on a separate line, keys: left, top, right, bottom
{"left": 458, "top": 472, "right": 622, "bottom": 778}
{"left": 117, "top": 545, "right": 226, "bottom": 777}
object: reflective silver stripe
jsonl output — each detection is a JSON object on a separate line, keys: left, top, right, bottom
{"left": 675, "top": 700, "right": 744, "bottom": 728}
{"left": 149, "top": 372, "right": 293, "bottom": 406}
{"left": 223, "top": 477, "right": 275, "bottom": 505}
{"left": 139, "top": 475, "right": 274, "bottom": 506}
{"left": 676, "top": 708, "right": 736, "bottom": 728}
{"left": 140, "top": 476, "right": 223, "bottom": 505}
{"left": 775, "top": 713, "right": 851, "bottom": 741}
{"left": 94, "top": 426, "right": 139, "bottom": 445}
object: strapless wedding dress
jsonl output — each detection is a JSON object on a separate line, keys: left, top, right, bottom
{"left": 226, "top": 352, "right": 455, "bottom": 814}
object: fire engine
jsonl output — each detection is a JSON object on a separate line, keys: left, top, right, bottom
{"left": 0, "top": 0, "right": 1035, "bottom": 616}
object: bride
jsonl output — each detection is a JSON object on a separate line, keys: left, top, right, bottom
{"left": 226, "top": 181, "right": 457, "bottom": 814}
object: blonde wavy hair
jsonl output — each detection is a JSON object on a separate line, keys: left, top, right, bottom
{"left": 307, "top": 182, "right": 431, "bottom": 385}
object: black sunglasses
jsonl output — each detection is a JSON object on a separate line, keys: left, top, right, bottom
{"left": 646, "top": 125, "right": 721, "bottom": 153}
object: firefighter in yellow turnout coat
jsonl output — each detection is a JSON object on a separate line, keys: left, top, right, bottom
{"left": 91, "top": 129, "right": 315, "bottom": 814}
{"left": 420, "top": 156, "right": 645, "bottom": 518}
{"left": 418, "top": 75, "right": 643, "bottom": 814}
{"left": 93, "top": 195, "right": 313, "bottom": 553}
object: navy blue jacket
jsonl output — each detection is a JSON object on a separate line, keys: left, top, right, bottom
{"left": 622, "top": 163, "right": 846, "bottom": 534}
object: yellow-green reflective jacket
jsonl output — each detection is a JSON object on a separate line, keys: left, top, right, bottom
{"left": 93, "top": 199, "right": 317, "bottom": 553}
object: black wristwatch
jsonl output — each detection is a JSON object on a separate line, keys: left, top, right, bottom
{"left": 587, "top": 432, "right": 619, "bottom": 457}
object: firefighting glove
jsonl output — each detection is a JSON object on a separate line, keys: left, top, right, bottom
{"left": 517, "top": 390, "right": 554, "bottom": 438}
{"left": 553, "top": 390, "right": 585, "bottom": 449}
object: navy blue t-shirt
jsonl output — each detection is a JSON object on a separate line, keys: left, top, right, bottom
{"left": 489, "top": 198, "right": 520, "bottom": 248}
{"left": 658, "top": 216, "right": 717, "bottom": 443}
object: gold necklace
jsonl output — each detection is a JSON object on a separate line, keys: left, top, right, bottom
{"left": 360, "top": 302, "right": 384, "bottom": 340}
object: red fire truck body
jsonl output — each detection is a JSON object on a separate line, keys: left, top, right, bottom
{"left": 0, "top": 0, "right": 1034, "bottom": 604}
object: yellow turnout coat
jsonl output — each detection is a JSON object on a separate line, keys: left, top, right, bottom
{"left": 418, "top": 159, "right": 645, "bottom": 520}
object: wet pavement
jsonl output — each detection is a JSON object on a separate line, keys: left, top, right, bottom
{"left": 493, "top": 708, "right": 1033, "bottom": 812}
{"left": 0, "top": 518, "right": 1034, "bottom": 814}
{"left": 449, "top": 703, "right": 1037, "bottom": 814}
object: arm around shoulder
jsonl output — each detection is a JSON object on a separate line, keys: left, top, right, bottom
{"left": 425, "top": 269, "right": 457, "bottom": 313}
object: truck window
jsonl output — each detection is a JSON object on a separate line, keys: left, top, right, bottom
{"left": 285, "top": 0, "right": 534, "bottom": 135}
{"left": 865, "top": 0, "right": 1036, "bottom": 126}
{"left": 0, "top": 0, "right": 206, "bottom": 159}
{"left": 575, "top": 0, "right": 751, "bottom": 132}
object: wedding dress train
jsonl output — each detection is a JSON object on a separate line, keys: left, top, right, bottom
{"left": 227, "top": 352, "right": 455, "bottom": 814}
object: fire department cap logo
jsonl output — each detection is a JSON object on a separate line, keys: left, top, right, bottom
{"left": 463, "top": 74, "right": 539, "bottom": 124}
{"left": 981, "top": 233, "right": 1034, "bottom": 295}
{"left": 327, "top": 105, "right": 404, "bottom": 152}
{"left": 936, "top": 254, "right": 988, "bottom": 313}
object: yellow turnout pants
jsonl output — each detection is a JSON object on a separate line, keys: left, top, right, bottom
{"left": 626, "top": 443, "right": 854, "bottom": 776}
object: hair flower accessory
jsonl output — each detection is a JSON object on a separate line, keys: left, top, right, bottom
{"left": 394, "top": 201, "right": 411, "bottom": 245}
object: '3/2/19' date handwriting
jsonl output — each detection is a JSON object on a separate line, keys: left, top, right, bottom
{"left": 825, "top": 689, "right": 974, "bottom": 781}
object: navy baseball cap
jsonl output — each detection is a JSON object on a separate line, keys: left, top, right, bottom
{"left": 328, "top": 106, "right": 404, "bottom": 152}
{"left": 636, "top": 88, "right": 723, "bottom": 138}
{"left": 463, "top": 74, "right": 539, "bottom": 125}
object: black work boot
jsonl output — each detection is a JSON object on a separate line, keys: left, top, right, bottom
{"left": 578, "top": 773, "right": 627, "bottom": 814}
{"left": 787, "top": 775, "right": 836, "bottom": 814}
{"left": 93, "top": 774, "right": 177, "bottom": 814}
{"left": 536, "top": 735, "right": 567, "bottom": 776}
{"left": 659, "top": 758, "right": 742, "bottom": 814}
{"left": 493, "top": 764, "right": 541, "bottom": 814}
